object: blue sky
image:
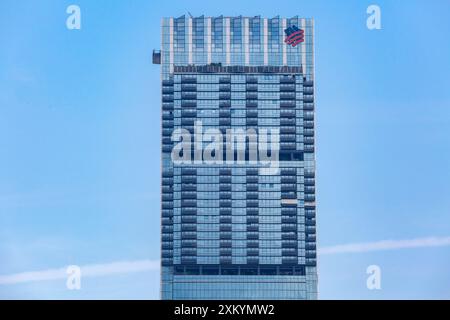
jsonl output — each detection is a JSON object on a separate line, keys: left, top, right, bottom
{"left": 0, "top": 0, "right": 449, "bottom": 299}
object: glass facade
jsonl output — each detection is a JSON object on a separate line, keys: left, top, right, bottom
{"left": 157, "top": 15, "right": 317, "bottom": 300}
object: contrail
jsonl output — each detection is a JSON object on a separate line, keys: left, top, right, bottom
{"left": 1, "top": 236, "right": 450, "bottom": 285}
{"left": 0, "top": 259, "right": 159, "bottom": 285}
{"left": 318, "top": 236, "right": 450, "bottom": 255}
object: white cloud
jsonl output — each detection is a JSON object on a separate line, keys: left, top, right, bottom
{"left": 319, "top": 236, "right": 450, "bottom": 255}
{"left": 0, "top": 259, "right": 159, "bottom": 285}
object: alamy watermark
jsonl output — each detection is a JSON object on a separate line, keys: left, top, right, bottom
{"left": 366, "top": 265, "right": 381, "bottom": 290}
{"left": 171, "top": 121, "right": 280, "bottom": 175}
{"left": 66, "top": 265, "right": 81, "bottom": 290}
{"left": 366, "top": 5, "right": 381, "bottom": 30}
{"left": 66, "top": 5, "right": 81, "bottom": 30}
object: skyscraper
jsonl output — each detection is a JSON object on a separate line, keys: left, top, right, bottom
{"left": 154, "top": 15, "right": 317, "bottom": 300}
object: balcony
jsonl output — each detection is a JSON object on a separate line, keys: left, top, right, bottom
{"left": 281, "top": 176, "right": 296, "bottom": 183}
{"left": 220, "top": 208, "right": 232, "bottom": 216}
{"left": 303, "top": 103, "right": 314, "bottom": 110}
{"left": 247, "top": 233, "right": 259, "bottom": 240}
{"left": 220, "top": 217, "right": 232, "bottom": 224}
{"left": 219, "top": 200, "right": 232, "bottom": 208}
{"left": 219, "top": 192, "right": 232, "bottom": 200}
{"left": 281, "top": 184, "right": 296, "bottom": 192}
{"left": 162, "top": 87, "right": 173, "bottom": 94}
{"left": 181, "top": 118, "right": 195, "bottom": 126}
{"left": 304, "top": 112, "right": 314, "bottom": 121}
{"left": 280, "top": 118, "right": 295, "bottom": 126}
{"left": 219, "top": 185, "right": 231, "bottom": 192}
{"left": 181, "top": 192, "right": 196, "bottom": 200}
{"left": 246, "top": 77, "right": 257, "bottom": 84}
{"left": 181, "top": 77, "right": 196, "bottom": 84}
{"left": 181, "top": 207, "right": 197, "bottom": 215}
{"left": 181, "top": 200, "right": 197, "bottom": 207}
{"left": 304, "top": 121, "right": 314, "bottom": 129}
{"left": 281, "top": 217, "right": 297, "bottom": 224}
{"left": 280, "top": 100, "right": 296, "bottom": 108}
{"left": 219, "top": 84, "right": 231, "bottom": 91}
{"left": 219, "top": 93, "right": 231, "bottom": 100}
{"left": 181, "top": 225, "right": 197, "bottom": 232}
{"left": 162, "top": 103, "right": 174, "bottom": 111}
{"left": 280, "top": 126, "right": 296, "bottom": 134}
{"left": 181, "top": 109, "right": 196, "bottom": 117}
{"left": 281, "top": 235, "right": 298, "bottom": 243}
{"left": 162, "top": 95, "right": 174, "bottom": 102}
{"left": 219, "top": 101, "right": 231, "bottom": 108}
{"left": 280, "top": 134, "right": 296, "bottom": 142}
{"left": 280, "top": 84, "right": 296, "bottom": 92}
{"left": 220, "top": 225, "right": 232, "bottom": 232}
{"left": 181, "top": 176, "right": 196, "bottom": 183}
{"left": 246, "top": 93, "right": 258, "bottom": 100}
{"left": 181, "top": 84, "right": 196, "bottom": 91}
{"left": 219, "top": 110, "right": 231, "bottom": 117}
{"left": 220, "top": 248, "right": 232, "bottom": 255}
{"left": 282, "top": 248, "right": 298, "bottom": 256}
{"left": 280, "top": 93, "right": 296, "bottom": 100}
{"left": 281, "top": 168, "right": 297, "bottom": 175}
{"left": 306, "top": 259, "right": 317, "bottom": 267}
{"left": 181, "top": 216, "right": 196, "bottom": 223}
{"left": 304, "top": 136, "right": 314, "bottom": 144}
{"left": 181, "top": 101, "right": 196, "bottom": 108}
{"left": 219, "top": 176, "right": 231, "bottom": 183}
{"left": 281, "top": 224, "right": 297, "bottom": 232}
{"left": 303, "top": 87, "right": 314, "bottom": 94}
{"left": 304, "top": 206, "right": 316, "bottom": 216}
{"left": 181, "top": 92, "right": 197, "bottom": 100}
{"left": 281, "top": 208, "right": 297, "bottom": 216}
{"left": 304, "top": 144, "right": 315, "bottom": 153}
{"left": 282, "top": 257, "right": 298, "bottom": 265}
{"left": 219, "top": 118, "right": 231, "bottom": 126}
{"left": 246, "top": 101, "right": 258, "bottom": 108}
{"left": 246, "top": 217, "right": 259, "bottom": 224}
{"left": 161, "top": 202, "right": 173, "bottom": 209}
{"left": 280, "top": 142, "right": 296, "bottom": 150}
{"left": 162, "top": 120, "right": 174, "bottom": 129}
{"left": 247, "top": 192, "right": 258, "bottom": 200}
{"left": 246, "top": 176, "right": 258, "bottom": 183}
{"left": 280, "top": 76, "right": 295, "bottom": 84}
{"left": 303, "top": 95, "right": 314, "bottom": 103}
{"left": 246, "top": 200, "right": 259, "bottom": 207}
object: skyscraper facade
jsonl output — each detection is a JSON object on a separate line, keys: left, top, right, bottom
{"left": 155, "top": 15, "right": 317, "bottom": 300}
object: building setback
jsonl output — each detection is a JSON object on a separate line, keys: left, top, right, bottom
{"left": 154, "top": 15, "right": 317, "bottom": 299}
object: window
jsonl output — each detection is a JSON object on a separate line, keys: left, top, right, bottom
{"left": 193, "top": 17, "right": 204, "bottom": 49}
{"left": 212, "top": 17, "right": 223, "bottom": 49}
{"left": 250, "top": 17, "right": 261, "bottom": 45}
{"left": 231, "top": 17, "right": 242, "bottom": 45}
